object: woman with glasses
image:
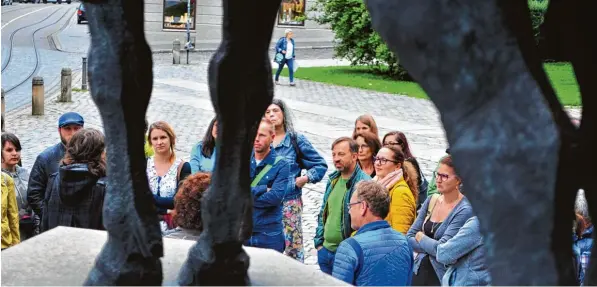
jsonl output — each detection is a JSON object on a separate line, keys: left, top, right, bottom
{"left": 406, "top": 155, "right": 474, "bottom": 286}
{"left": 372, "top": 145, "right": 418, "bottom": 234}
{"left": 353, "top": 131, "right": 381, "bottom": 177}
{"left": 382, "top": 131, "right": 429, "bottom": 208}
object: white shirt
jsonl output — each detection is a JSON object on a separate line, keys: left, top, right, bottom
{"left": 285, "top": 40, "right": 294, "bottom": 59}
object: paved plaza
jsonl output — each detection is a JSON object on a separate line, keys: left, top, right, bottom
{"left": 3, "top": 13, "right": 581, "bottom": 267}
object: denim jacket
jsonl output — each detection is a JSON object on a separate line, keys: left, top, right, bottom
{"left": 406, "top": 195, "right": 474, "bottom": 281}
{"left": 438, "top": 216, "right": 491, "bottom": 286}
{"left": 314, "top": 164, "right": 371, "bottom": 248}
{"left": 250, "top": 149, "right": 290, "bottom": 234}
{"left": 574, "top": 225, "right": 593, "bottom": 285}
{"left": 333, "top": 220, "right": 413, "bottom": 286}
{"left": 273, "top": 132, "right": 328, "bottom": 201}
{"left": 275, "top": 37, "right": 296, "bottom": 59}
{"left": 190, "top": 141, "right": 216, "bottom": 174}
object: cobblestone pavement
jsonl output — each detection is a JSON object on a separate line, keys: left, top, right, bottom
{"left": 4, "top": 53, "right": 582, "bottom": 268}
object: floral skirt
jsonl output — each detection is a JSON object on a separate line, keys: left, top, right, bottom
{"left": 282, "top": 198, "right": 304, "bottom": 262}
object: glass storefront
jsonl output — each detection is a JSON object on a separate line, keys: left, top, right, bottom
{"left": 163, "top": 0, "right": 196, "bottom": 30}
{"left": 278, "top": 0, "right": 306, "bottom": 26}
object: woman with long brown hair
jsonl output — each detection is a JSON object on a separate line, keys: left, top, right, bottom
{"left": 146, "top": 121, "right": 191, "bottom": 233}
{"left": 382, "top": 131, "right": 429, "bottom": 207}
{"left": 352, "top": 114, "right": 379, "bottom": 138}
{"left": 42, "top": 128, "right": 107, "bottom": 232}
{"left": 372, "top": 145, "right": 418, "bottom": 234}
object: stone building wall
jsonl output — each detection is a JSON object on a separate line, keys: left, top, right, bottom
{"left": 144, "top": 0, "right": 335, "bottom": 51}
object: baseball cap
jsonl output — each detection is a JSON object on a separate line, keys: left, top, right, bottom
{"left": 58, "top": 112, "right": 84, "bottom": 128}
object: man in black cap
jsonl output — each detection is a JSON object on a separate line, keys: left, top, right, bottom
{"left": 27, "top": 112, "right": 84, "bottom": 233}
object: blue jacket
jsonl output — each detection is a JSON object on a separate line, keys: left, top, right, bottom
{"left": 406, "top": 196, "right": 474, "bottom": 281}
{"left": 250, "top": 149, "right": 290, "bottom": 234}
{"left": 333, "top": 220, "right": 413, "bottom": 286}
{"left": 273, "top": 132, "right": 328, "bottom": 201}
{"left": 438, "top": 216, "right": 491, "bottom": 286}
{"left": 314, "top": 164, "right": 371, "bottom": 248}
{"left": 189, "top": 141, "right": 216, "bottom": 174}
{"left": 275, "top": 37, "right": 296, "bottom": 59}
{"left": 573, "top": 225, "right": 593, "bottom": 286}
{"left": 27, "top": 143, "right": 66, "bottom": 217}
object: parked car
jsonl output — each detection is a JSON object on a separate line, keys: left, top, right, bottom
{"left": 77, "top": 3, "right": 85, "bottom": 24}
{"left": 2, "top": 0, "right": 13, "bottom": 6}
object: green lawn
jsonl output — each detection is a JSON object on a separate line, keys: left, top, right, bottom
{"left": 275, "top": 62, "right": 581, "bottom": 106}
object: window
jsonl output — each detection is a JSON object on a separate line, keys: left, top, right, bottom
{"left": 163, "top": 0, "right": 196, "bottom": 30}
{"left": 278, "top": 0, "right": 306, "bottom": 26}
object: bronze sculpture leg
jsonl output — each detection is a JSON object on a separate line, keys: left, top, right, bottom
{"left": 543, "top": 0, "right": 597, "bottom": 284}
{"left": 363, "top": 0, "right": 560, "bottom": 284}
{"left": 177, "top": 0, "right": 282, "bottom": 285}
{"left": 82, "top": 0, "right": 163, "bottom": 285}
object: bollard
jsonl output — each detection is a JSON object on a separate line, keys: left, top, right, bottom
{"left": 32, "top": 77, "right": 44, "bottom": 116}
{"left": 82, "top": 57, "right": 88, "bottom": 90}
{"left": 60, "top": 68, "right": 72, "bottom": 102}
{"left": 172, "top": 39, "right": 181, "bottom": 64}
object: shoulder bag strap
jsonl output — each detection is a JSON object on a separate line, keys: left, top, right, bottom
{"left": 345, "top": 237, "right": 364, "bottom": 282}
{"left": 250, "top": 156, "right": 284, "bottom": 187}
{"left": 425, "top": 193, "right": 440, "bottom": 222}
{"left": 290, "top": 132, "right": 302, "bottom": 165}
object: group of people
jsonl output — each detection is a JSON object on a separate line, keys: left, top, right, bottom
{"left": 0, "top": 100, "right": 592, "bottom": 286}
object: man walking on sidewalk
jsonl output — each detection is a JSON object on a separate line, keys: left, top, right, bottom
{"left": 244, "top": 118, "right": 290, "bottom": 252}
{"left": 315, "top": 137, "right": 371, "bottom": 274}
{"left": 27, "top": 112, "right": 84, "bottom": 233}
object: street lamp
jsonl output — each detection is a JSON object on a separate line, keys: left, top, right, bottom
{"left": 185, "top": 0, "right": 194, "bottom": 64}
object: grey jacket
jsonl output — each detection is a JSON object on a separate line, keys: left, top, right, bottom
{"left": 438, "top": 216, "right": 491, "bottom": 286}
{"left": 406, "top": 195, "right": 474, "bottom": 282}
{"left": 3, "top": 166, "right": 31, "bottom": 217}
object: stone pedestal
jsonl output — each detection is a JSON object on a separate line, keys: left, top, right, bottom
{"left": 0, "top": 227, "right": 347, "bottom": 286}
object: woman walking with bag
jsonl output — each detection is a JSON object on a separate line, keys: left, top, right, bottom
{"left": 274, "top": 29, "right": 297, "bottom": 86}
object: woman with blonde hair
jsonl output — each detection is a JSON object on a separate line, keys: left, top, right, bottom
{"left": 372, "top": 145, "right": 418, "bottom": 234}
{"left": 146, "top": 121, "right": 191, "bottom": 233}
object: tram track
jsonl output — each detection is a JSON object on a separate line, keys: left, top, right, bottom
{"left": 2, "top": 7, "right": 72, "bottom": 94}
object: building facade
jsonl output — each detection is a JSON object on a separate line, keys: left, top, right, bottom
{"left": 144, "top": 0, "right": 335, "bottom": 51}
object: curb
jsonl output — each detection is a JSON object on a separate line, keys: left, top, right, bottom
{"left": 151, "top": 45, "right": 335, "bottom": 54}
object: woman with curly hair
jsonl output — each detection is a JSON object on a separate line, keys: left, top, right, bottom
{"left": 165, "top": 172, "right": 211, "bottom": 241}
{"left": 42, "top": 128, "right": 107, "bottom": 232}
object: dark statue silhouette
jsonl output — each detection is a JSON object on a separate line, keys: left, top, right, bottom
{"left": 81, "top": 0, "right": 594, "bottom": 285}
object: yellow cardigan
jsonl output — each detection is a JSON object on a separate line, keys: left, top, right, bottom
{"left": 2, "top": 172, "right": 20, "bottom": 249}
{"left": 385, "top": 178, "right": 416, "bottom": 234}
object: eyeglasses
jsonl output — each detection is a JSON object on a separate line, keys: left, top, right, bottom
{"left": 384, "top": 141, "right": 401, "bottom": 147}
{"left": 434, "top": 171, "right": 451, "bottom": 182}
{"left": 373, "top": 156, "right": 398, "bottom": 165}
{"left": 348, "top": 201, "right": 363, "bottom": 210}
{"left": 358, "top": 144, "right": 369, "bottom": 150}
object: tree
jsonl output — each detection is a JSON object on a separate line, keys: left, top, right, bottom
{"left": 311, "top": 0, "right": 407, "bottom": 78}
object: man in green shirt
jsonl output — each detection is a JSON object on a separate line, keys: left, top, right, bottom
{"left": 314, "top": 137, "right": 371, "bottom": 275}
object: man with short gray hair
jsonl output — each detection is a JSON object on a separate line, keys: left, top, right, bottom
{"left": 332, "top": 180, "right": 413, "bottom": 286}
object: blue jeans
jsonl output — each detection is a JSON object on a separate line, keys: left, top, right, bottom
{"left": 244, "top": 230, "right": 285, "bottom": 253}
{"left": 275, "top": 58, "right": 294, "bottom": 83}
{"left": 317, "top": 246, "right": 336, "bottom": 275}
